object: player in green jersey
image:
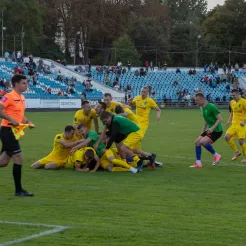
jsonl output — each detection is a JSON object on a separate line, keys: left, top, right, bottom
{"left": 190, "top": 93, "right": 223, "bottom": 168}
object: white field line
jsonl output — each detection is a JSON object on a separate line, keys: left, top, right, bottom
{"left": 159, "top": 154, "right": 246, "bottom": 167}
{"left": 0, "top": 221, "right": 69, "bottom": 246}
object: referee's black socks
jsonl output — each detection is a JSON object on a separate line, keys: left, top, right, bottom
{"left": 13, "top": 164, "right": 23, "bottom": 193}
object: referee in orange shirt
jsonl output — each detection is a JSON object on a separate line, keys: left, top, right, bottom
{"left": 0, "top": 75, "right": 34, "bottom": 196}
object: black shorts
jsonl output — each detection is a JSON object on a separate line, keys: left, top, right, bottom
{"left": 200, "top": 131, "right": 223, "bottom": 143}
{"left": 0, "top": 127, "right": 21, "bottom": 156}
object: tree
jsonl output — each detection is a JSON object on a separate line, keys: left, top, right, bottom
{"left": 2, "top": 0, "right": 43, "bottom": 55}
{"left": 110, "top": 35, "right": 141, "bottom": 66}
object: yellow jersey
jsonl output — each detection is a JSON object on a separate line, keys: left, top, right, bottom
{"left": 106, "top": 101, "right": 123, "bottom": 114}
{"left": 69, "top": 147, "right": 96, "bottom": 166}
{"left": 50, "top": 133, "right": 77, "bottom": 160}
{"left": 73, "top": 109, "right": 97, "bottom": 130}
{"left": 230, "top": 98, "right": 246, "bottom": 124}
{"left": 123, "top": 107, "right": 140, "bottom": 125}
{"left": 133, "top": 96, "right": 157, "bottom": 124}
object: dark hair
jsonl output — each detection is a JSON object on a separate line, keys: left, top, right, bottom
{"left": 115, "top": 104, "right": 124, "bottom": 114}
{"left": 11, "top": 75, "right": 27, "bottom": 87}
{"left": 85, "top": 149, "right": 95, "bottom": 161}
{"left": 231, "top": 89, "right": 239, "bottom": 94}
{"left": 100, "top": 111, "right": 112, "bottom": 121}
{"left": 82, "top": 100, "right": 90, "bottom": 106}
{"left": 64, "top": 125, "right": 75, "bottom": 132}
{"left": 77, "top": 123, "right": 85, "bottom": 130}
{"left": 195, "top": 93, "right": 205, "bottom": 98}
{"left": 98, "top": 101, "right": 107, "bottom": 110}
{"left": 104, "top": 93, "right": 112, "bottom": 98}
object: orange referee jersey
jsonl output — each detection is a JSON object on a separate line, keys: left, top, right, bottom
{"left": 0, "top": 90, "right": 26, "bottom": 127}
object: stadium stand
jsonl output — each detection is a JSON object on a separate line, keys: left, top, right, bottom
{"left": 0, "top": 60, "right": 103, "bottom": 100}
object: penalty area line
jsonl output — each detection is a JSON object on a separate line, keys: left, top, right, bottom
{"left": 0, "top": 221, "right": 69, "bottom": 246}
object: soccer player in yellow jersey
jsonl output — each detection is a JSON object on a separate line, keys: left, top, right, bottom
{"left": 31, "top": 126, "right": 81, "bottom": 170}
{"left": 225, "top": 89, "right": 246, "bottom": 162}
{"left": 129, "top": 87, "right": 161, "bottom": 136}
{"left": 103, "top": 93, "right": 130, "bottom": 114}
{"left": 115, "top": 104, "right": 139, "bottom": 125}
{"left": 68, "top": 147, "right": 100, "bottom": 172}
{"left": 73, "top": 101, "right": 99, "bottom": 133}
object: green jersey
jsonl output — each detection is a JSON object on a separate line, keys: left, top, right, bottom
{"left": 86, "top": 130, "right": 105, "bottom": 158}
{"left": 200, "top": 103, "right": 223, "bottom": 132}
{"left": 112, "top": 115, "right": 140, "bottom": 135}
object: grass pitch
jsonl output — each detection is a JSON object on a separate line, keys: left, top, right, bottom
{"left": 1, "top": 110, "right": 246, "bottom": 246}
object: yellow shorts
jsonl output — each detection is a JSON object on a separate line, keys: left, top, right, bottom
{"left": 139, "top": 123, "right": 148, "bottom": 136}
{"left": 226, "top": 124, "right": 245, "bottom": 139}
{"left": 100, "top": 149, "right": 116, "bottom": 169}
{"left": 39, "top": 156, "right": 66, "bottom": 168}
{"left": 67, "top": 149, "right": 86, "bottom": 166}
{"left": 123, "top": 130, "right": 143, "bottom": 149}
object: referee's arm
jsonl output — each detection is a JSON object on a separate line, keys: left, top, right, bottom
{"left": 0, "top": 104, "right": 19, "bottom": 126}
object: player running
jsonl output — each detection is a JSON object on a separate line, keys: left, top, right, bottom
{"left": 129, "top": 87, "right": 161, "bottom": 136}
{"left": 225, "top": 89, "right": 246, "bottom": 162}
{"left": 190, "top": 93, "right": 223, "bottom": 168}
{"left": 32, "top": 125, "right": 80, "bottom": 170}
{"left": 73, "top": 100, "right": 99, "bottom": 133}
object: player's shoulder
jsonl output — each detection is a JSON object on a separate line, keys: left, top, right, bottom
{"left": 90, "top": 108, "right": 97, "bottom": 115}
{"left": 134, "top": 95, "right": 141, "bottom": 100}
{"left": 75, "top": 108, "right": 83, "bottom": 114}
{"left": 55, "top": 133, "right": 64, "bottom": 141}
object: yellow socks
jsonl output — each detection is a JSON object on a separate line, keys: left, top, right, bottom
{"left": 112, "top": 167, "right": 130, "bottom": 172}
{"left": 112, "top": 159, "right": 131, "bottom": 169}
{"left": 227, "top": 139, "right": 238, "bottom": 152}
{"left": 241, "top": 143, "right": 246, "bottom": 157}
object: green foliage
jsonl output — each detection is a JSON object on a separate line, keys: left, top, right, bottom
{"left": 2, "top": 0, "right": 43, "bottom": 55}
{"left": 110, "top": 35, "right": 141, "bottom": 66}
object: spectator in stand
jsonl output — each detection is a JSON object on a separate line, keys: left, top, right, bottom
{"left": 163, "top": 95, "right": 168, "bottom": 104}
{"left": 235, "top": 63, "right": 239, "bottom": 72}
{"left": 58, "top": 90, "right": 63, "bottom": 96}
{"left": 33, "top": 72, "right": 38, "bottom": 86}
{"left": 214, "top": 62, "right": 219, "bottom": 72}
{"left": 134, "top": 69, "right": 140, "bottom": 76}
{"left": 204, "top": 64, "right": 207, "bottom": 72}
{"left": 222, "top": 95, "right": 227, "bottom": 102}
{"left": 215, "top": 96, "right": 220, "bottom": 103}
{"left": 150, "top": 61, "right": 154, "bottom": 71}
{"left": 70, "top": 87, "right": 75, "bottom": 94}
{"left": 16, "top": 51, "right": 22, "bottom": 62}
{"left": 4, "top": 51, "right": 10, "bottom": 62}
{"left": 81, "top": 92, "right": 87, "bottom": 101}
{"left": 126, "top": 84, "right": 131, "bottom": 93}
{"left": 140, "top": 68, "right": 145, "bottom": 77}
{"left": 88, "top": 60, "right": 91, "bottom": 72}
{"left": 173, "top": 81, "right": 178, "bottom": 87}
{"left": 47, "top": 88, "right": 52, "bottom": 94}
{"left": 23, "top": 56, "right": 30, "bottom": 66}
{"left": 145, "top": 61, "right": 149, "bottom": 72}
{"left": 157, "top": 62, "right": 161, "bottom": 70}
{"left": 211, "top": 80, "right": 217, "bottom": 88}
{"left": 122, "top": 68, "right": 126, "bottom": 75}
{"left": 11, "top": 51, "right": 16, "bottom": 62}
{"left": 127, "top": 61, "right": 131, "bottom": 71}
{"left": 57, "top": 71, "right": 63, "bottom": 81}
{"left": 188, "top": 69, "right": 193, "bottom": 76}
{"left": 163, "top": 61, "right": 167, "bottom": 70}
{"left": 61, "top": 59, "right": 67, "bottom": 66}
{"left": 223, "top": 63, "right": 227, "bottom": 74}
{"left": 192, "top": 69, "right": 197, "bottom": 75}
{"left": 176, "top": 67, "right": 181, "bottom": 74}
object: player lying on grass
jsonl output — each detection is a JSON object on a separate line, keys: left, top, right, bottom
{"left": 191, "top": 93, "right": 223, "bottom": 168}
{"left": 68, "top": 147, "right": 100, "bottom": 172}
{"left": 225, "top": 89, "right": 246, "bottom": 162}
{"left": 70, "top": 124, "right": 138, "bottom": 173}
{"left": 31, "top": 125, "right": 82, "bottom": 170}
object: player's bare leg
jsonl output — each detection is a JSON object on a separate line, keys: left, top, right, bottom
{"left": 44, "top": 163, "right": 60, "bottom": 170}
{"left": 31, "top": 161, "right": 43, "bottom": 169}
{"left": 238, "top": 138, "right": 246, "bottom": 162}
{"left": 12, "top": 152, "right": 33, "bottom": 197}
{"left": 225, "top": 134, "right": 241, "bottom": 160}
{"left": 190, "top": 136, "right": 203, "bottom": 168}
{"left": 121, "top": 144, "right": 143, "bottom": 172}
{"left": 0, "top": 152, "right": 11, "bottom": 167}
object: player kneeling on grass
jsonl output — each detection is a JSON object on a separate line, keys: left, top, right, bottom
{"left": 68, "top": 147, "right": 100, "bottom": 172}
{"left": 31, "top": 125, "right": 81, "bottom": 170}
{"left": 191, "top": 93, "right": 223, "bottom": 168}
{"left": 70, "top": 124, "right": 138, "bottom": 173}
{"left": 100, "top": 111, "right": 145, "bottom": 172}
